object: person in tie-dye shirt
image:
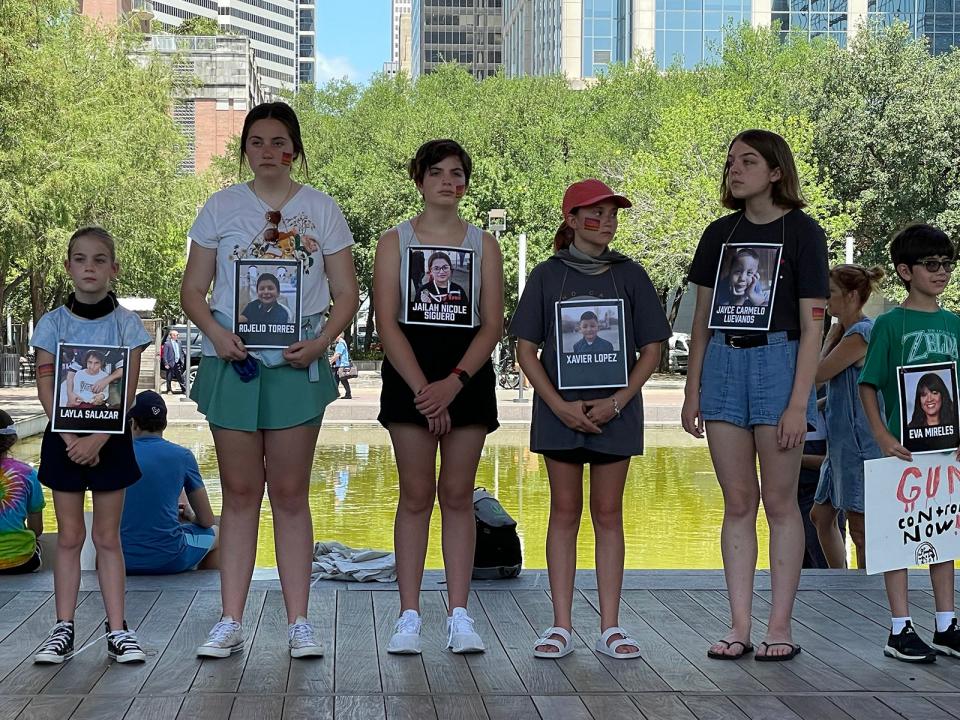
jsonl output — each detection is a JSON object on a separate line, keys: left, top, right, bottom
{"left": 0, "top": 409, "right": 44, "bottom": 574}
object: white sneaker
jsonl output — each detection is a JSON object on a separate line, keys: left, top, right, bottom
{"left": 288, "top": 617, "right": 323, "bottom": 658}
{"left": 446, "top": 607, "right": 484, "bottom": 654}
{"left": 387, "top": 609, "right": 422, "bottom": 655}
{"left": 196, "top": 618, "right": 244, "bottom": 658}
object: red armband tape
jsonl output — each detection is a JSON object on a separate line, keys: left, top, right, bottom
{"left": 812, "top": 307, "right": 825, "bottom": 320}
{"left": 37, "top": 363, "right": 54, "bottom": 378}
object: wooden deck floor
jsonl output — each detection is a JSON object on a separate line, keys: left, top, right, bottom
{"left": 0, "top": 572, "right": 958, "bottom": 719}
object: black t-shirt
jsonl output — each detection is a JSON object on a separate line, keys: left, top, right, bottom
{"left": 687, "top": 209, "right": 829, "bottom": 334}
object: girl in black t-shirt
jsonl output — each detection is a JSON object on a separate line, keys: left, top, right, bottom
{"left": 682, "top": 130, "right": 829, "bottom": 662}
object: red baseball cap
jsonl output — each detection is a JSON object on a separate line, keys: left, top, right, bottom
{"left": 561, "top": 179, "right": 632, "bottom": 217}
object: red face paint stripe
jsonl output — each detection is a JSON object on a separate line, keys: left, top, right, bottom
{"left": 583, "top": 218, "right": 601, "bottom": 231}
{"left": 281, "top": 152, "right": 293, "bottom": 166}
{"left": 455, "top": 185, "right": 466, "bottom": 197}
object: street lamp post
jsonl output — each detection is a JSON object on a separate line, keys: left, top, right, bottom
{"left": 514, "top": 232, "right": 528, "bottom": 403}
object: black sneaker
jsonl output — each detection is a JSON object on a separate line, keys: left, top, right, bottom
{"left": 932, "top": 618, "right": 960, "bottom": 658}
{"left": 34, "top": 620, "right": 75, "bottom": 664}
{"left": 106, "top": 621, "right": 146, "bottom": 663}
{"left": 884, "top": 622, "right": 937, "bottom": 663}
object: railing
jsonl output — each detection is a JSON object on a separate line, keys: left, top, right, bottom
{"left": 144, "top": 35, "right": 250, "bottom": 53}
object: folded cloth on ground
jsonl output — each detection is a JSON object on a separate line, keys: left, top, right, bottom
{"left": 311, "top": 541, "right": 397, "bottom": 583}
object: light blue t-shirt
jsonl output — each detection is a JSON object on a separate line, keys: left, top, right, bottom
{"left": 121, "top": 436, "right": 206, "bottom": 571}
{"left": 31, "top": 305, "right": 152, "bottom": 356}
{"left": 333, "top": 339, "right": 351, "bottom": 367}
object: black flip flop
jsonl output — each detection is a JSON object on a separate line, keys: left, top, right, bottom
{"left": 707, "top": 640, "right": 754, "bottom": 660}
{"left": 755, "top": 641, "right": 801, "bottom": 662}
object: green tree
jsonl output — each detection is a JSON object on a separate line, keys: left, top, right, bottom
{"left": 174, "top": 15, "right": 220, "bottom": 36}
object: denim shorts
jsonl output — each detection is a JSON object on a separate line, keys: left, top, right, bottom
{"left": 700, "top": 331, "right": 817, "bottom": 429}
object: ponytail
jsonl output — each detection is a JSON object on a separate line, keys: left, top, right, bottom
{"left": 554, "top": 221, "right": 574, "bottom": 252}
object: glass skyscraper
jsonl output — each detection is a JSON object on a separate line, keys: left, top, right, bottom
{"left": 411, "top": 0, "right": 505, "bottom": 79}
{"left": 581, "top": 0, "right": 631, "bottom": 76}
{"left": 655, "top": 0, "right": 751, "bottom": 67}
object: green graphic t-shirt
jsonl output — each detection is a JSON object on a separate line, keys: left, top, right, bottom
{"left": 859, "top": 307, "right": 960, "bottom": 440}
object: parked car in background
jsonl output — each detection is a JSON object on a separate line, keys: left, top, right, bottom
{"left": 669, "top": 332, "right": 689, "bottom": 374}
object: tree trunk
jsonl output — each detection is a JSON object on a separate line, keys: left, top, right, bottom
{"left": 658, "top": 286, "right": 671, "bottom": 372}
{"left": 364, "top": 303, "right": 376, "bottom": 351}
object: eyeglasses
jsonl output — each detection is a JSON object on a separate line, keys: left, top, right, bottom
{"left": 432, "top": 265, "right": 451, "bottom": 272}
{"left": 915, "top": 258, "right": 956, "bottom": 273}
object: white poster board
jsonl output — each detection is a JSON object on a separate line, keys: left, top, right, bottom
{"left": 864, "top": 453, "right": 960, "bottom": 574}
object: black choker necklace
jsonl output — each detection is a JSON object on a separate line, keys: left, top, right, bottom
{"left": 67, "top": 292, "right": 118, "bottom": 320}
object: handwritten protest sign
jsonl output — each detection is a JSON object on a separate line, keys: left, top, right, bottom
{"left": 865, "top": 453, "right": 960, "bottom": 574}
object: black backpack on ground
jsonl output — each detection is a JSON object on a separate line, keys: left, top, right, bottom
{"left": 472, "top": 487, "right": 522, "bottom": 580}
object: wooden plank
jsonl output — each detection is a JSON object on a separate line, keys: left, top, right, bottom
{"left": 828, "top": 695, "right": 911, "bottom": 720}
{"left": 482, "top": 695, "right": 541, "bottom": 720}
{"left": 0, "top": 593, "right": 67, "bottom": 683}
{"left": 0, "top": 591, "right": 107, "bottom": 695}
{"left": 418, "top": 592, "right": 476, "bottom": 694}
{"left": 630, "top": 693, "right": 698, "bottom": 720}
{"left": 0, "top": 593, "right": 52, "bottom": 645}
{"left": 175, "top": 694, "right": 233, "bottom": 720}
{"left": 17, "top": 695, "right": 81, "bottom": 720}
{"left": 45, "top": 591, "right": 159, "bottom": 695}
{"left": 333, "top": 591, "right": 381, "bottom": 694}
{"left": 531, "top": 696, "right": 592, "bottom": 720}
{"left": 334, "top": 696, "right": 385, "bottom": 720}
{"left": 433, "top": 694, "right": 488, "bottom": 720}
{"left": 454, "top": 591, "right": 525, "bottom": 695}
{"left": 227, "top": 694, "right": 283, "bottom": 720}
{"left": 680, "top": 695, "right": 749, "bottom": 720}
{"left": 0, "top": 593, "right": 17, "bottom": 613}
{"left": 140, "top": 590, "right": 222, "bottom": 694}
{"left": 926, "top": 695, "right": 960, "bottom": 718}
{"left": 123, "top": 695, "right": 183, "bottom": 720}
{"left": 384, "top": 695, "right": 437, "bottom": 720}
{"left": 90, "top": 590, "right": 194, "bottom": 695}
{"left": 475, "top": 590, "right": 573, "bottom": 694}
{"left": 879, "top": 694, "right": 960, "bottom": 720}
{"left": 371, "top": 592, "right": 429, "bottom": 695}
{"left": 281, "top": 696, "right": 333, "bottom": 720}
{"left": 579, "top": 694, "right": 645, "bottom": 719}
{"left": 665, "top": 589, "right": 814, "bottom": 694}
{"left": 68, "top": 695, "right": 133, "bottom": 720}
{"left": 621, "top": 591, "right": 766, "bottom": 694}
{"left": 191, "top": 589, "right": 266, "bottom": 693}
{"left": 0, "top": 696, "right": 29, "bottom": 720}
{"left": 238, "top": 591, "right": 289, "bottom": 694}
{"left": 285, "top": 588, "right": 336, "bottom": 694}
{"left": 727, "top": 695, "right": 803, "bottom": 720}
{"left": 776, "top": 696, "right": 854, "bottom": 720}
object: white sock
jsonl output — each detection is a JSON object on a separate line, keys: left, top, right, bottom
{"left": 892, "top": 616, "right": 911, "bottom": 634}
{"left": 290, "top": 615, "right": 308, "bottom": 627}
{"left": 936, "top": 611, "right": 955, "bottom": 632}
{"left": 221, "top": 616, "right": 238, "bottom": 625}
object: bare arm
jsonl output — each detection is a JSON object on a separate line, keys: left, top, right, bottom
{"left": 186, "top": 486, "right": 216, "bottom": 528}
{"left": 516, "top": 339, "right": 600, "bottom": 434}
{"left": 27, "top": 512, "right": 43, "bottom": 537}
{"left": 36, "top": 349, "right": 56, "bottom": 418}
{"left": 778, "top": 298, "right": 826, "bottom": 449}
{"left": 453, "top": 232, "right": 503, "bottom": 374}
{"left": 859, "top": 383, "right": 911, "bottom": 461}
{"left": 586, "top": 341, "right": 663, "bottom": 426}
{"left": 681, "top": 285, "right": 713, "bottom": 438}
{"left": 800, "top": 453, "right": 825, "bottom": 472}
{"left": 815, "top": 333, "right": 868, "bottom": 385}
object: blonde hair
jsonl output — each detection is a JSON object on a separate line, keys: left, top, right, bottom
{"left": 67, "top": 226, "right": 116, "bottom": 262}
{"left": 830, "top": 264, "right": 885, "bottom": 306}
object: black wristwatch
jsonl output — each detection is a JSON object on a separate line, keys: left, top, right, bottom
{"left": 451, "top": 367, "right": 471, "bottom": 385}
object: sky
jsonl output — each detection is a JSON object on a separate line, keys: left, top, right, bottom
{"left": 314, "top": 2, "right": 393, "bottom": 85}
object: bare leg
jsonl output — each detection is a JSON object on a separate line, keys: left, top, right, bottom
{"left": 211, "top": 428, "right": 265, "bottom": 620}
{"left": 810, "top": 502, "right": 846, "bottom": 568}
{"left": 91, "top": 490, "right": 127, "bottom": 630}
{"left": 847, "top": 512, "right": 866, "bottom": 569}
{"left": 52, "top": 491, "right": 85, "bottom": 622}
{"left": 930, "top": 561, "right": 955, "bottom": 613}
{"left": 704, "top": 422, "right": 759, "bottom": 656}
{"left": 437, "top": 426, "right": 486, "bottom": 612}
{"left": 535, "top": 458, "right": 583, "bottom": 653}
{"left": 589, "top": 459, "right": 637, "bottom": 654}
{"left": 389, "top": 423, "right": 439, "bottom": 613}
{"left": 885, "top": 568, "right": 909, "bottom": 618}
{"left": 755, "top": 425, "right": 804, "bottom": 657}
{"left": 264, "top": 425, "right": 321, "bottom": 622}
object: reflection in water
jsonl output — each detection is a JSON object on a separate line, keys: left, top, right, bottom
{"left": 19, "top": 426, "right": 771, "bottom": 569}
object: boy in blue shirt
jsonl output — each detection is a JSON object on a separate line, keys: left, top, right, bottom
{"left": 859, "top": 224, "right": 960, "bottom": 662}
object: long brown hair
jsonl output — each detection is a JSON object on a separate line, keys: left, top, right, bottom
{"left": 553, "top": 221, "right": 575, "bottom": 252}
{"left": 721, "top": 129, "right": 806, "bottom": 211}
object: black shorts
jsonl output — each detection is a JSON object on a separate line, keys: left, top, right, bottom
{"left": 541, "top": 448, "right": 630, "bottom": 466}
{"left": 38, "top": 423, "right": 141, "bottom": 493}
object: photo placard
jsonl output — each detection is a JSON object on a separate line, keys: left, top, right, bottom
{"left": 51, "top": 343, "right": 128, "bottom": 434}
{"left": 554, "top": 298, "right": 628, "bottom": 390}
{"left": 233, "top": 258, "right": 302, "bottom": 349}
{"left": 403, "top": 245, "right": 475, "bottom": 327}
{"left": 707, "top": 243, "right": 782, "bottom": 332}
{"left": 898, "top": 361, "right": 960, "bottom": 454}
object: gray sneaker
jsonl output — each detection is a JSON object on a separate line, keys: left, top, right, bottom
{"left": 288, "top": 618, "right": 323, "bottom": 658}
{"left": 196, "top": 619, "right": 244, "bottom": 658}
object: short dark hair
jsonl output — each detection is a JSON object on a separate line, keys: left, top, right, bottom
{"left": 257, "top": 273, "right": 280, "bottom": 291}
{"left": 408, "top": 139, "right": 472, "bottom": 186}
{"left": 239, "top": 102, "right": 308, "bottom": 177}
{"left": 579, "top": 311, "right": 598, "bottom": 323}
{"left": 84, "top": 350, "right": 105, "bottom": 366}
{"left": 132, "top": 415, "right": 167, "bottom": 433}
{"left": 0, "top": 434, "right": 16, "bottom": 457}
{"left": 890, "top": 223, "right": 955, "bottom": 290}
{"left": 721, "top": 129, "right": 806, "bottom": 211}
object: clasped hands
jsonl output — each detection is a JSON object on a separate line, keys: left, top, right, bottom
{"left": 415, "top": 375, "right": 462, "bottom": 437}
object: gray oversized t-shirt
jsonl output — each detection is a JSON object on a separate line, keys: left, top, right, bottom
{"left": 509, "top": 256, "right": 671, "bottom": 456}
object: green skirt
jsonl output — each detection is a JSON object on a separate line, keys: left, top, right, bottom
{"left": 190, "top": 356, "right": 338, "bottom": 431}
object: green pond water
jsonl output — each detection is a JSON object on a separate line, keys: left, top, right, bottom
{"left": 18, "top": 426, "right": 772, "bottom": 570}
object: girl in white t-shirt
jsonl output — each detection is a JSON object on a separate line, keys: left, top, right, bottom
{"left": 181, "top": 102, "right": 359, "bottom": 660}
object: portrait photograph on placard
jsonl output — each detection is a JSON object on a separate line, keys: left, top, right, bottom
{"left": 51, "top": 343, "right": 129, "bottom": 434}
{"left": 555, "top": 298, "right": 628, "bottom": 390}
{"left": 403, "top": 245, "right": 474, "bottom": 327}
{"left": 898, "top": 361, "right": 960, "bottom": 453}
{"left": 234, "top": 258, "right": 302, "bottom": 349}
{"left": 707, "top": 243, "right": 782, "bottom": 331}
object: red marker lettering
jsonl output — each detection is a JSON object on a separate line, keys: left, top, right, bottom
{"left": 583, "top": 217, "right": 601, "bottom": 231}
{"left": 281, "top": 152, "right": 293, "bottom": 166}
{"left": 897, "top": 466, "right": 923, "bottom": 513}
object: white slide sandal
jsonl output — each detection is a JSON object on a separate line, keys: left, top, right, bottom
{"left": 595, "top": 626, "right": 642, "bottom": 659}
{"left": 533, "top": 626, "right": 575, "bottom": 658}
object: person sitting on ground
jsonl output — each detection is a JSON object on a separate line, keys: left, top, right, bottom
{"left": 121, "top": 391, "right": 219, "bottom": 574}
{"left": 0, "top": 410, "right": 45, "bottom": 575}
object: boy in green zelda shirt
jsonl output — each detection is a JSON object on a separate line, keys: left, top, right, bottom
{"left": 859, "top": 223, "right": 960, "bottom": 663}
